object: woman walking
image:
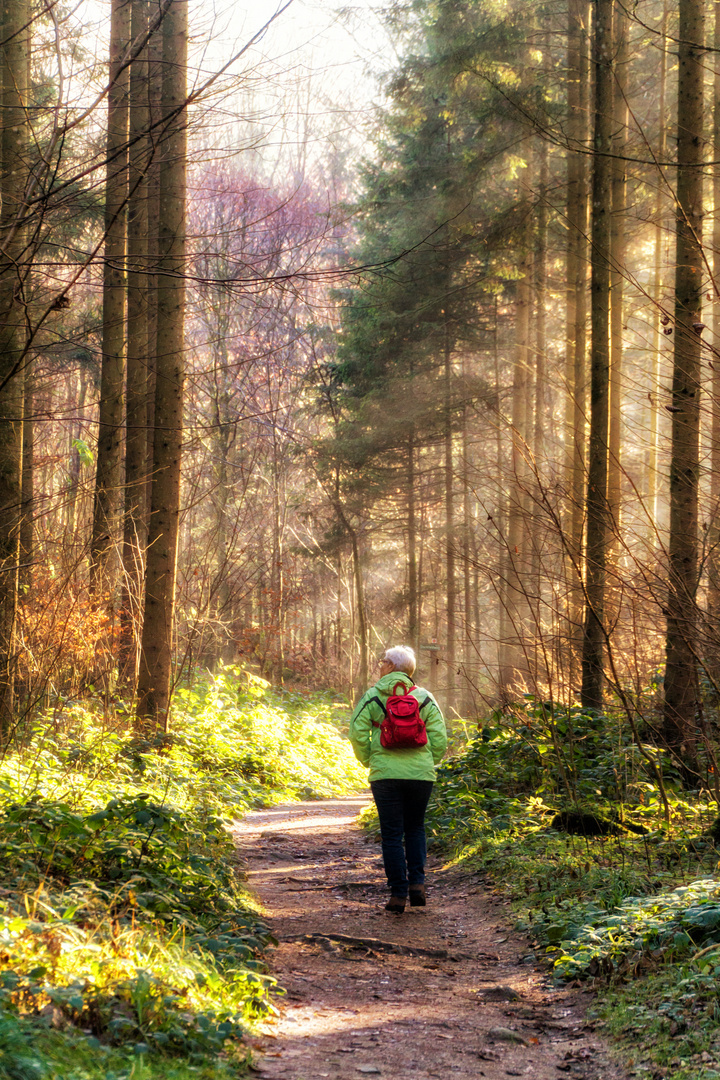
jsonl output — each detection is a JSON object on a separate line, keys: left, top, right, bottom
{"left": 349, "top": 645, "right": 447, "bottom": 913}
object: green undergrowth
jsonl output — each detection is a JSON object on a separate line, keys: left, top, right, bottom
{"left": 409, "top": 697, "right": 720, "bottom": 1078}
{"left": 0, "top": 668, "right": 365, "bottom": 1078}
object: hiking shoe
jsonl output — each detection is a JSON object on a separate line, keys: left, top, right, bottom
{"left": 409, "top": 885, "right": 426, "bottom": 907}
{"left": 385, "top": 895, "right": 406, "bottom": 913}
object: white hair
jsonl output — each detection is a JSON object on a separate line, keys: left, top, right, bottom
{"left": 384, "top": 645, "right": 416, "bottom": 676}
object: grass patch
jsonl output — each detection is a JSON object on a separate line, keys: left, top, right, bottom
{"left": 0, "top": 668, "right": 365, "bottom": 1076}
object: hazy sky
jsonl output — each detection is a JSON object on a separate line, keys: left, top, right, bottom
{"left": 71, "top": 0, "right": 394, "bottom": 180}
{"left": 217, "top": 1, "right": 395, "bottom": 176}
{"left": 234, "top": 1, "right": 392, "bottom": 96}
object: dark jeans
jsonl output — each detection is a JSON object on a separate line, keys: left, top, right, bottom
{"left": 370, "top": 778, "right": 434, "bottom": 898}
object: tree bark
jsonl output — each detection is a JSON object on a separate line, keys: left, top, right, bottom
{"left": 501, "top": 242, "right": 532, "bottom": 700}
{"left": 534, "top": 140, "right": 548, "bottom": 472}
{"left": 144, "top": 13, "right": 162, "bottom": 524}
{"left": 120, "top": 0, "right": 151, "bottom": 689}
{"left": 648, "top": 1, "right": 669, "bottom": 536}
{"left": 494, "top": 297, "right": 509, "bottom": 694}
{"left": 581, "top": 0, "right": 614, "bottom": 710}
{"left": 462, "top": 396, "right": 473, "bottom": 716}
{"left": 531, "top": 137, "right": 548, "bottom": 683}
{"left": 564, "top": 0, "right": 591, "bottom": 694}
{"left": 706, "top": 0, "right": 720, "bottom": 676}
{"left": 0, "top": 0, "right": 30, "bottom": 734}
{"left": 662, "top": 0, "right": 704, "bottom": 767}
{"left": 90, "top": 0, "right": 131, "bottom": 594}
{"left": 444, "top": 314, "right": 455, "bottom": 712}
{"left": 19, "top": 356, "right": 33, "bottom": 591}
{"left": 607, "top": 0, "right": 627, "bottom": 557}
{"left": 136, "top": 0, "right": 188, "bottom": 730}
{"left": 407, "top": 431, "right": 419, "bottom": 655}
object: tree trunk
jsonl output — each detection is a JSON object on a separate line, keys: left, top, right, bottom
{"left": 662, "top": 0, "right": 704, "bottom": 768}
{"left": 462, "top": 396, "right": 473, "bottom": 716}
{"left": 350, "top": 525, "right": 368, "bottom": 698}
{"left": 532, "top": 137, "right": 548, "bottom": 685}
{"left": 501, "top": 242, "right": 532, "bottom": 700}
{"left": 407, "top": 432, "right": 419, "bottom": 655}
{"left": 144, "top": 14, "right": 162, "bottom": 524}
{"left": 0, "top": 0, "right": 30, "bottom": 734}
{"left": 90, "top": 0, "right": 131, "bottom": 594}
{"left": 444, "top": 315, "right": 455, "bottom": 712}
{"left": 120, "top": 0, "right": 151, "bottom": 689}
{"left": 493, "top": 297, "right": 509, "bottom": 694}
{"left": 534, "top": 140, "right": 548, "bottom": 472}
{"left": 136, "top": 0, "right": 188, "bottom": 730}
{"left": 580, "top": 0, "right": 614, "bottom": 710}
{"left": 706, "top": 0, "right": 720, "bottom": 677}
{"left": 19, "top": 356, "right": 33, "bottom": 591}
{"left": 270, "top": 439, "right": 285, "bottom": 683}
{"left": 607, "top": 0, "right": 627, "bottom": 557}
{"left": 564, "top": 0, "right": 591, "bottom": 693}
{"left": 648, "top": 1, "right": 669, "bottom": 536}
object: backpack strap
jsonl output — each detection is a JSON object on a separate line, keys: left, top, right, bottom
{"left": 358, "top": 695, "right": 387, "bottom": 728}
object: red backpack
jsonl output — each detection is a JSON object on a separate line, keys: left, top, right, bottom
{"left": 376, "top": 682, "right": 428, "bottom": 750}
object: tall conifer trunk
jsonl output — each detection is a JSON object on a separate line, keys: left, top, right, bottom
{"left": 19, "top": 358, "right": 33, "bottom": 591}
{"left": 608, "top": 0, "right": 627, "bottom": 559}
{"left": 91, "top": 0, "right": 131, "bottom": 594}
{"left": 407, "top": 432, "right": 418, "bottom": 655}
{"left": 444, "top": 314, "right": 456, "bottom": 711}
{"left": 501, "top": 242, "right": 532, "bottom": 699}
{"left": 534, "top": 141, "right": 548, "bottom": 471}
{"left": 707, "top": 0, "right": 720, "bottom": 675}
{"left": 144, "top": 15, "right": 162, "bottom": 522}
{"left": 494, "top": 298, "right": 509, "bottom": 693}
{"left": 532, "top": 138, "right": 548, "bottom": 683}
{"left": 648, "top": 1, "right": 669, "bottom": 535}
{"left": 120, "top": 0, "right": 151, "bottom": 688}
{"left": 0, "top": 0, "right": 29, "bottom": 733}
{"left": 564, "top": 0, "right": 591, "bottom": 692}
{"left": 663, "top": 0, "right": 704, "bottom": 767}
{"left": 581, "top": 0, "right": 614, "bottom": 709}
{"left": 136, "top": 0, "right": 188, "bottom": 729}
{"left": 462, "top": 397, "right": 473, "bottom": 715}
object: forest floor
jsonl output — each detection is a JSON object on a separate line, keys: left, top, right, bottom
{"left": 231, "top": 796, "right": 631, "bottom": 1080}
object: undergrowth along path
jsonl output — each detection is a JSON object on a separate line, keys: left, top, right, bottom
{"left": 232, "top": 796, "right": 630, "bottom": 1080}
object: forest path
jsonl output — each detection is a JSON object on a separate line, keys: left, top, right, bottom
{"left": 231, "top": 796, "right": 629, "bottom": 1080}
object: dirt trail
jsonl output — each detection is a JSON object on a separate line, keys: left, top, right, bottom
{"left": 232, "top": 796, "right": 629, "bottom": 1080}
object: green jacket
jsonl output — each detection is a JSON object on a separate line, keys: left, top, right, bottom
{"left": 349, "top": 672, "right": 447, "bottom": 782}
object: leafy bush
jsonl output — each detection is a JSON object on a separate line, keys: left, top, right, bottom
{"left": 550, "top": 878, "right": 720, "bottom": 979}
{"left": 406, "top": 698, "right": 720, "bottom": 1080}
{"left": 422, "top": 700, "right": 720, "bottom": 981}
{"left": 0, "top": 670, "right": 364, "bottom": 1074}
{"left": 0, "top": 1013, "right": 45, "bottom": 1080}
